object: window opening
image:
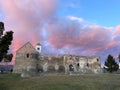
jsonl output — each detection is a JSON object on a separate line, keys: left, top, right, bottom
{"left": 26, "top": 53, "right": 29, "bottom": 58}
{"left": 87, "top": 63, "right": 89, "bottom": 67}
{"left": 97, "top": 59, "right": 99, "bottom": 62}
{"left": 37, "top": 48, "right": 40, "bottom": 50}
{"left": 69, "top": 64, "right": 74, "bottom": 71}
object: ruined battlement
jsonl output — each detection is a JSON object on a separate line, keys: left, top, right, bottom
{"left": 14, "top": 42, "right": 101, "bottom": 77}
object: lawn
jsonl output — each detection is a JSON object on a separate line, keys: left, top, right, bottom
{"left": 0, "top": 74, "right": 120, "bottom": 90}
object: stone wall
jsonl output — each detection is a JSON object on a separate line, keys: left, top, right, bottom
{"left": 13, "top": 42, "right": 39, "bottom": 77}
{"left": 37, "top": 55, "right": 65, "bottom": 75}
{"left": 14, "top": 53, "right": 102, "bottom": 77}
{"left": 63, "top": 55, "right": 101, "bottom": 74}
{"left": 13, "top": 42, "right": 102, "bottom": 77}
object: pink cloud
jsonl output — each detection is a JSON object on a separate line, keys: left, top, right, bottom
{"left": 0, "top": 0, "right": 58, "bottom": 62}
{"left": 115, "top": 25, "right": 120, "bottom": 35}
{"left": 45, "top": 20, "right": 115, "bottom": 55}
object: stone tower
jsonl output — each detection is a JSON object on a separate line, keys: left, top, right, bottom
{"left": 14, "top": 42, "right": 39, "bottom": 77}
{"left": 35, "top": 43, "right": 42, "bottom": 54}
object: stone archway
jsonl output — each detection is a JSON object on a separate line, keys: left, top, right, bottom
{"left": 69, "top": 64, "right": 74, "bottom": 71}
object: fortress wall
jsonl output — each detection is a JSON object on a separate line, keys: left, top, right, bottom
{"left": 37, "top": 56, "right": 65, "bottom": 74}
{"left": 14, "top": 42, "right": 102, "bottom": 76}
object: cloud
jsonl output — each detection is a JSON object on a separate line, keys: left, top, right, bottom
{"left": 45, "top": 19, "right": 116, "bottom": 56}
{"left": 0, "top": 0, "right": 58, "bottom": 62}
{"left": 67, "top": 16, "right": 84, "bottom": 22}
{"left": 115, "top": 25, "right": 120, "bottom": 35}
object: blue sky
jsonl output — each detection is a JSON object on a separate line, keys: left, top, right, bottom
{"left": 58, "top": 0, "right": 120, "bottom": 27}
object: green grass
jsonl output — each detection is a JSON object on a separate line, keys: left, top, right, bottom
{"left": 0, "top": 74, "right": 120, "bottom": 90}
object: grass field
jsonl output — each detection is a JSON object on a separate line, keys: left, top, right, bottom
{"left": 0, "top": 74, "right": 120, "bottom": 90}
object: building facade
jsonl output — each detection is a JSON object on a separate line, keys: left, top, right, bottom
{"left": 14, "top": 42, "right": 101, "bottom": 77}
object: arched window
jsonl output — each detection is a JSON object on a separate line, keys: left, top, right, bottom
{"left": 77, "top": 63, "right": 79, "bottom": 67}
{"left": 97, "top": 59, "right": 99, "bottom": 62}
{"left": 37, "top": 48, "right": 40, "bottom": 50}
{"left": 26, "top": 53, "right": 29, "bottom": 58}
{"left": 87, "top": 63, "right": 89, "bottom": 67}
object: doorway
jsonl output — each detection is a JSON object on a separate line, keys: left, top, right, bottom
{"left": 69, "top": 64, "right": 74, "bottom": 71}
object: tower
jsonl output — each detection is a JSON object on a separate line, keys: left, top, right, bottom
{"left": 35, "top": 43, "right": 42, "bottom": 54}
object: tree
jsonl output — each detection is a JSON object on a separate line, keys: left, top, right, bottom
{"left": 0, "top": 22, "right": 13, "bottom": 62}
{"left": 104, "top": 54, "right": 119, "bottom": 73}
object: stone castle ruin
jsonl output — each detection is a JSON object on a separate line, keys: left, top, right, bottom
{"left": 14, "top": 42, "right": 101, "bottom": 77}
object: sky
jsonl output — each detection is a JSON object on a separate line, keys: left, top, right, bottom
{"left": 0, "top": 0, "right": 120, "bottom": 66}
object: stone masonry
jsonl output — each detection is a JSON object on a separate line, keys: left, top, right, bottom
{"left": 14, "top": 42, "right": 101, "bottom": 77}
